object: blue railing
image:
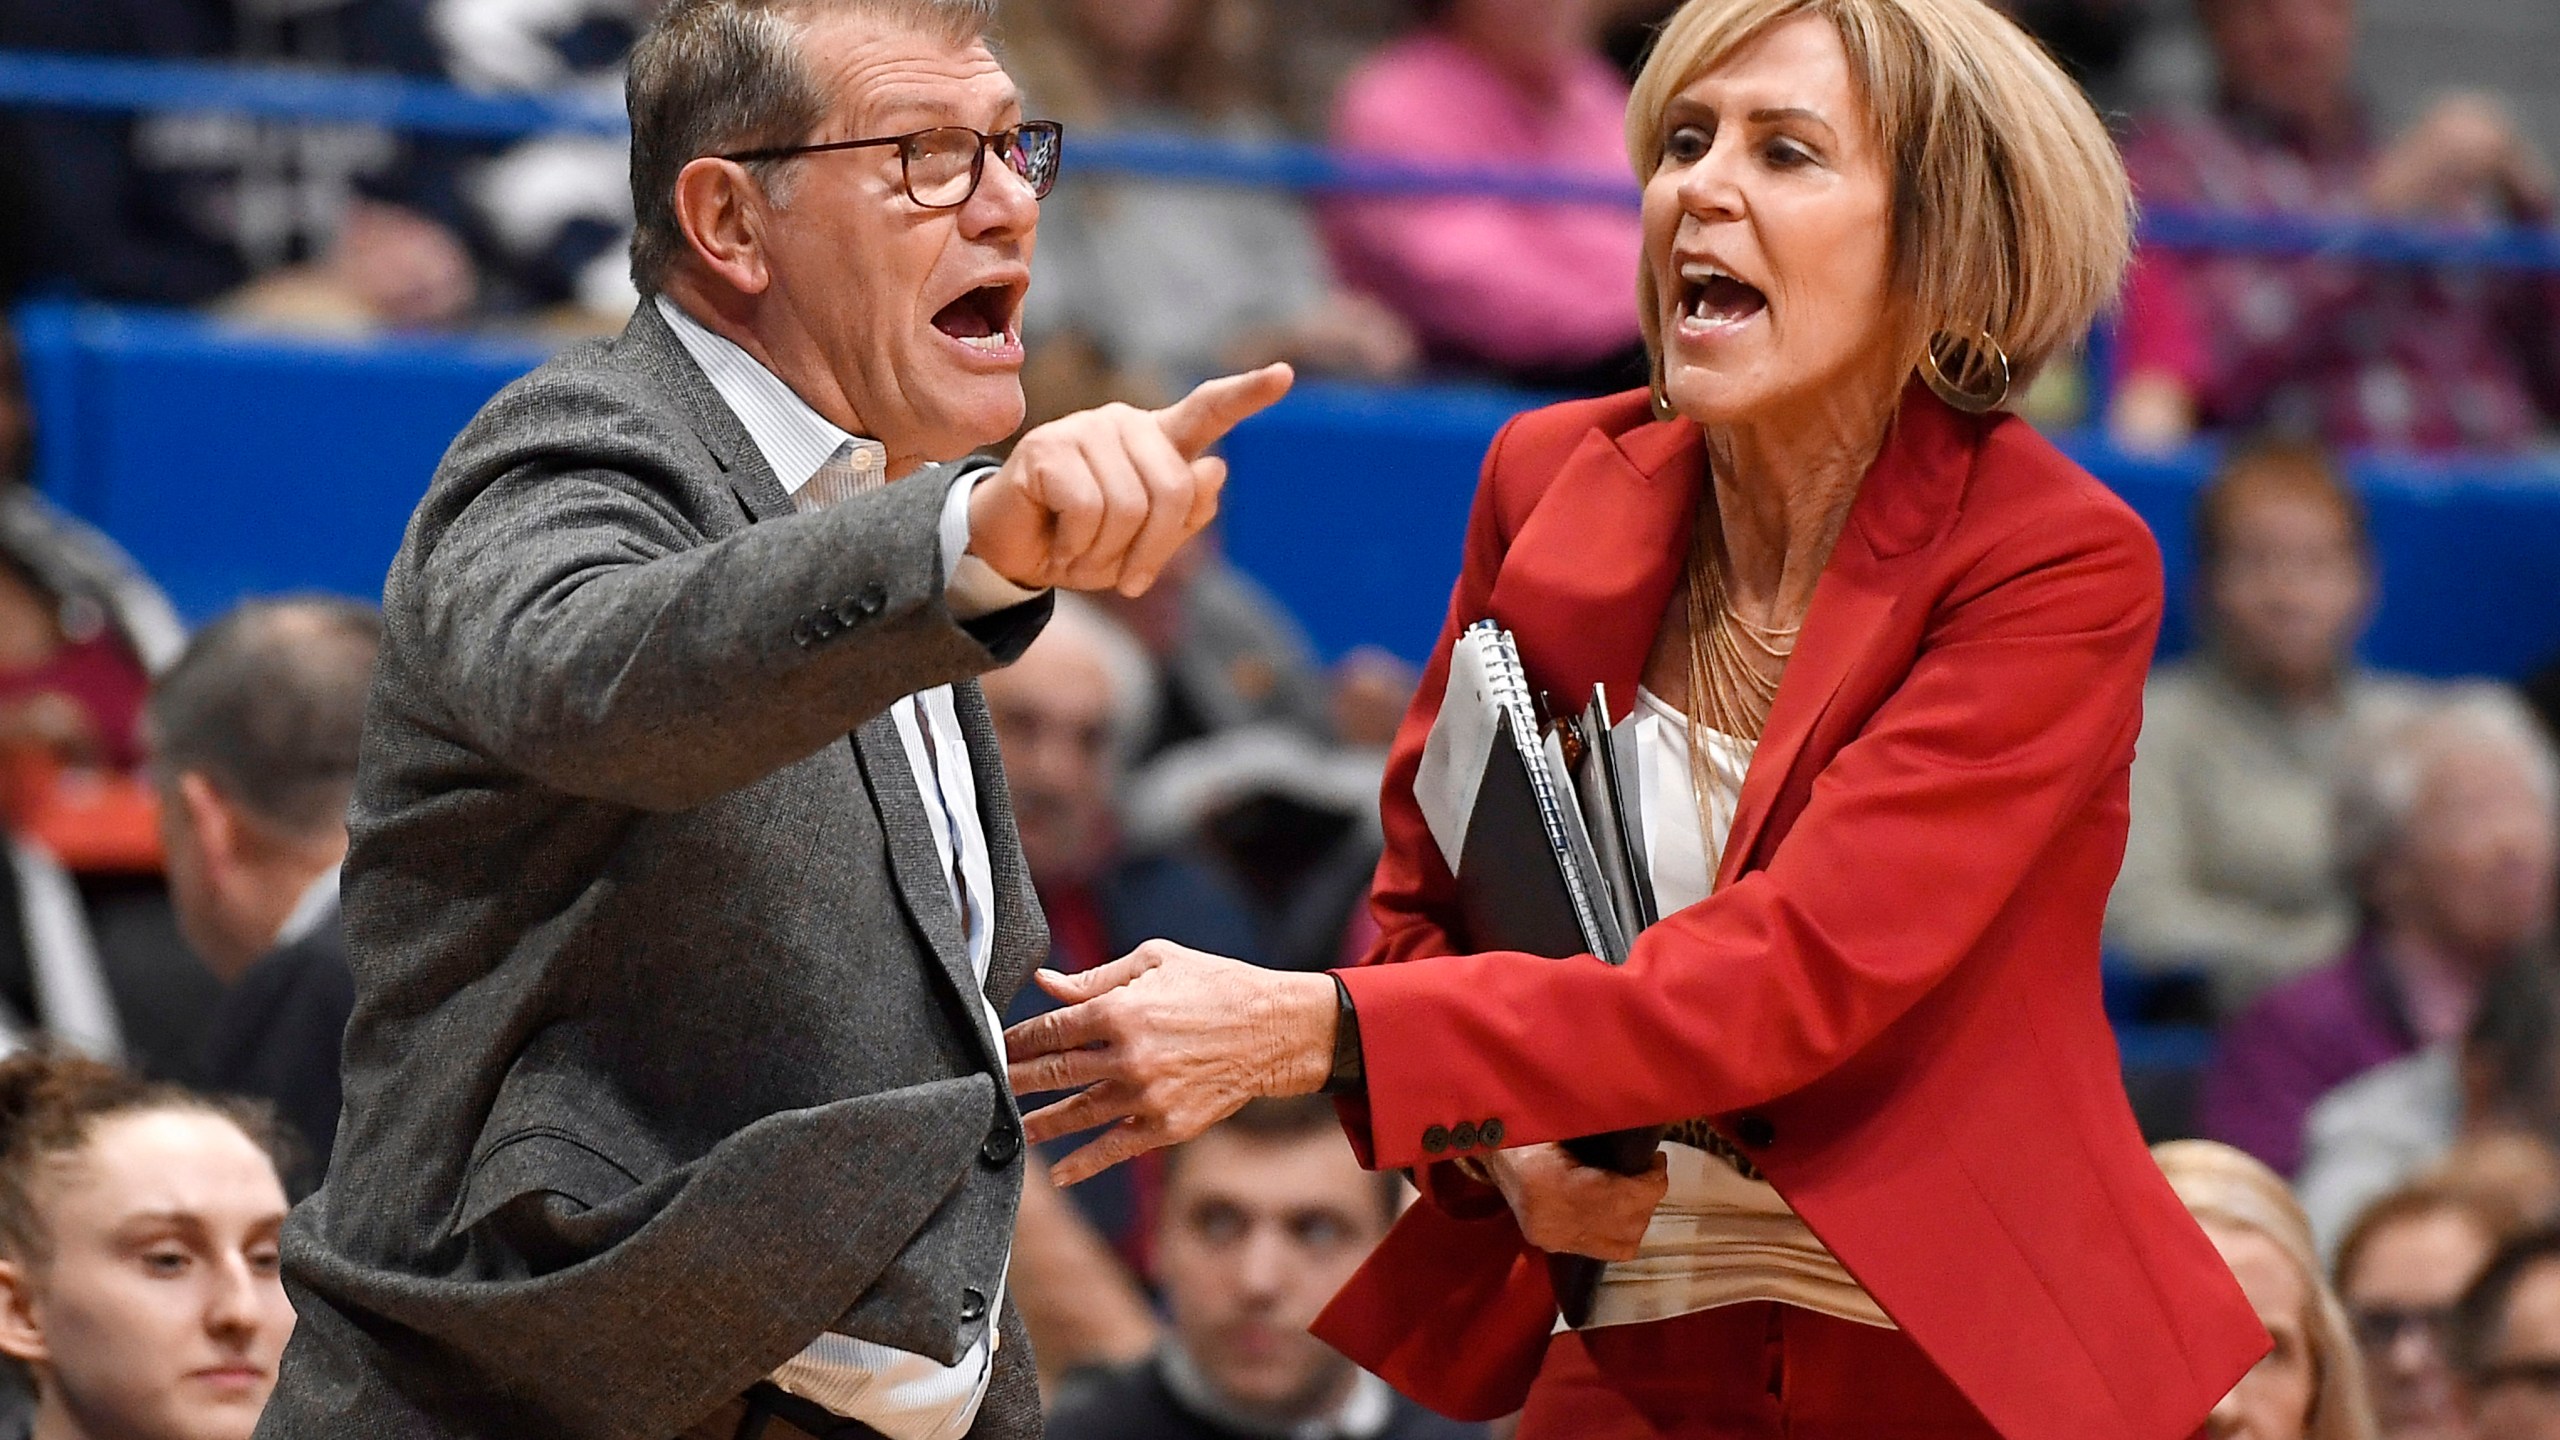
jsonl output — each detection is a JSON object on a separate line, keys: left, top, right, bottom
{"left": 4, "top": 51, "right": 2560, "bottom": 271}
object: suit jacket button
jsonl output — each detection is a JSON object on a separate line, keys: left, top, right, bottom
{"left": 979, "top": 1125, "right": 1020, "bottom": 1168}
{"left": 791, "top": 619, "right": 814, "bottom": 649}
{"left": 858, "top": 581, "right": 888, "bottom": 616}
{"left": 1480, "top": 1118, "right": 1504, "bottom": 1148}
{"left": 1421, "top": 1124, "right": 1451, "bottom": 1155}
{"left": 808, "top": 611, "right": 839, "bottom": 640}
{"left": 959, "top": 1286, "right": 988, "bottom": 1324}
{"left": 1736, "top": 1114, "right": 1776, "bottom": 1149}
{"left": 834, "top": 595, "right": 865, "bottom": 626}
{"left": 1450, "top": 1121, "right": 1478, "bottom": 1152}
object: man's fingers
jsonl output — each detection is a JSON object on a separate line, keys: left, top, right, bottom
{"left": 1113, "top": 412, "right": 1210, "bottom": 596}
{"left": 1059, "top": 427, "right": 1149, "bottom": 590}
{"left": 1153, "top": 363, "right": 1294, "bottom": 461}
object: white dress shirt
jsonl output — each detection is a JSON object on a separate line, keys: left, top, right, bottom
{"left": 659, "top": 296, "right": 1032, "bottom": 1440}
{"left": 1579, "top": 688, "right": 1890, "bottom": 1334}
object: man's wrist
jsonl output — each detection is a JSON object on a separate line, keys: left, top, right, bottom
{"left": 941, "top": 466, "right": 1044, "bottom": 618}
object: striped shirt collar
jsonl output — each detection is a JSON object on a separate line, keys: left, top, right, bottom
{"left": 654, "top": 295, "right": 889, "bottom": 497}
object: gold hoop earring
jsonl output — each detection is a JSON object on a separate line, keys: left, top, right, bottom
{"left": 1919, "top": 327, "right": 2012, "bottom": 415}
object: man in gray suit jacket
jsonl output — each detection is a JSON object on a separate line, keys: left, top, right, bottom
{"left": 254, "top": 2, "right": 1291, "bottom": 1437}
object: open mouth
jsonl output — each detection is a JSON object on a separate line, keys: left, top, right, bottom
{"left": 931, "top": 282, "right": 1023, "bottom": 354}
{"left": 1676, "top": 262, "right": 1768, "bottom": 331}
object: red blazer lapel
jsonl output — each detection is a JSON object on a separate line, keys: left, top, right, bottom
{"left": 1716, "top": 387, "right": 1981, "bottom": 889}
{"left": 1486, "top": 419, "right": 1705, "bottom": 722}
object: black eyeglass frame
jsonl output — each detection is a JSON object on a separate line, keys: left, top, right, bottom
{"left": 717, "top": 121, "right": 1064, "bottom": 209}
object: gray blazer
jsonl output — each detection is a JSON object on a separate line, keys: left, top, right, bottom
{"left": 257, "top": 302, "right": 1052, "bottom": 1440}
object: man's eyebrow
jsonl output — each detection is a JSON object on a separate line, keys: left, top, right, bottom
{"left": 864, "top": 85, "right": 1025, "bottom": 129}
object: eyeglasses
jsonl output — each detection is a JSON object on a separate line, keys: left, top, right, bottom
{"left": 720, "top": 122, "right": 1063, "bottom": 209}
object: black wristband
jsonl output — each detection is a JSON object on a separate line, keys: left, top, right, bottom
{"left": 1320, "top": 973, "right": 1366, "bottom": 1096}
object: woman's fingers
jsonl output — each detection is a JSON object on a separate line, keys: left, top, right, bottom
{"left": 1048, "top": 1119, "right": 1159, "bottom": 1188}
{"left": 1019, "top": 1083, "right": 1134, "bottom": 1145}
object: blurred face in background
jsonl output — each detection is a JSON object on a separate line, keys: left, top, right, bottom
{"left": 2205, "top": 486, "right": 2369, "bottom": 702}
{"left": 2342, "top": 1206, "right": 2496, "bottom": 1440}
{"left": 2206, "top": 1220, "right": 2320, "bottom": 1440}
{"left": 0, "top": 1110, "right": 293, "bottom": 1440}
{"left": 2470, "top": 1258, "right": 2560, "bottom": 1440}
{"left": 1644, "top": 16, "right": 1906, "bottom": 431}
{"left": 2205, "top": 0, "right": 2357, "bottom": 134}
{"left": 1154, "top": 1125, "right": 1389, "bottom": 1425}
{"left": 2375, "top": 737, "right": 2559, "bottom": 965}
{"left": 983, "top": 624, "right": 1119, "bottom": 887}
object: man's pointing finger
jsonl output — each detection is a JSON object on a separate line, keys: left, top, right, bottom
{"left": 1153, "top": 362, "right": 1294, "bottom": 461}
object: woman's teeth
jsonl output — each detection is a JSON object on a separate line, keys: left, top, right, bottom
{"left": 955, "top": 330, "right": 1014, "bottom": 352}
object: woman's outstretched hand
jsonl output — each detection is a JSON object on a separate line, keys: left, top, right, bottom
{"left": 1479, "top": 1143, "right": 1670, "bottom": 1261}
{"left": 1003, "top": 941, "right": 1339, "bottom": 1186}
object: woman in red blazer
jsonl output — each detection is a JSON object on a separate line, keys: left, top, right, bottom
{"left": 1007, "top": 0, "right": 2270, "bottom": 1434}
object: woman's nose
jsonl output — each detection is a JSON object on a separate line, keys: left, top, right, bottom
{"left": 1674, "top": 142, "right": 1747, "bottom": 221}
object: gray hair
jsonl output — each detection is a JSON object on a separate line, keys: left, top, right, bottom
{"left": 143, "top": 597, "right": 383, "bottom": 838}
{"left": 2335, "top": 685, "right": 2560, "bottom": 888}
{"left": 1041, "top": 594, "right": 1159, "bottom": 765}
{"left": 625, "top": 0, "right": 998, "bottom": 294}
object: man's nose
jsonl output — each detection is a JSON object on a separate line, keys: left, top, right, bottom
{"left": 958, "top": 151, "right": 1040, "bottom": 240}
{"left": 1234, "top": 1226, "right": 1292, "bottom": 1298}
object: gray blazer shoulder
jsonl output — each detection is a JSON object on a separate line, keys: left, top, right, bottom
{"left": 258, "top": 302, "right": 1049, "bottom": 1440}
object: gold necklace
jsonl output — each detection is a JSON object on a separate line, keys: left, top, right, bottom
{"left": 1678, "top": 509, "right": 1799, "bottom": 887}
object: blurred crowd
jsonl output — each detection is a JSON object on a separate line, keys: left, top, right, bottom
{"left": 0, "top": 0, "right": 2551, "bottom": 1439}
{"left": 0, "top": 0, "right": 2554, "bottom": 451}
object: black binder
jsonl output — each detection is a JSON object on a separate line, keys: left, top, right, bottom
{"left": 1414, "top": 619, "right": 1667, "bottom": 1327}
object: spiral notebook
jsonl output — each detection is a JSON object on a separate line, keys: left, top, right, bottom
{"left": 1412, "top": 619, "right": 1667, "bottom": 1326}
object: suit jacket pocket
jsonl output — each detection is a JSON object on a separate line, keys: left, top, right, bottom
{"left": 458, "top": 1126, "right": 665, "bottom": 1277}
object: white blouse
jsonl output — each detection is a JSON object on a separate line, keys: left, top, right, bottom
{"left": 1579, "top": 688, "right": 1893, "bottom": 1332}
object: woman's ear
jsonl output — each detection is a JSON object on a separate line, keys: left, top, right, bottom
{"left": 0, "top": 1258, "right": 49, "bottom": 1370}
{"left": 672, "top": 157, "right": 777, "bottom": 298}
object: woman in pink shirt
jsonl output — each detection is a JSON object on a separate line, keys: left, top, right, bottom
{"left": 1325, "top": 0, "right": 1646, "bottom": 391}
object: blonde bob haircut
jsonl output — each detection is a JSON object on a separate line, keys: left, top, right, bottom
{"left": 1624, "top": 0, "right": 2132, "bottom": 396}
{"left": 2155, "top": 1140, "right": 2379, "bottom": 1440}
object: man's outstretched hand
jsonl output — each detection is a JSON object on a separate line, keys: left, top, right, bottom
{"left": 1003, "top": 940, "right": 1338, "bottom": 1186}
{"left": 968, "top": 363, "right": 1293, "bottom": 597}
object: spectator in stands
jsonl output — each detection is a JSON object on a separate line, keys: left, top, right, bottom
{"left": 1004, "top": 0, "right": 1419, "bottom": 394}
{"left": 2455, "top": 1230, "right": 2560, "bottom": 1440}
{"left": 144, "top": 600, "right": 379, "bottom": 1185}
{"left": 0, "top": 325, "right": 201, "bottom": 1081}
{"left": 1323, "top": 0, "right": 1646, "bottom": 391}
{"left": 2201, "top": 687, "right": 2560, "bottom": 1176}
{"left": 2155, "top": 1139, "right": 2378, "bottom": 1440}
{"left": 428, "top": 0, "right": 651, "bottom": 322}
{"left": 1096, "top": 540, "right": 1333, "bottom": 763}
{"left": 1044, "top": 1095, "right": 1480, "bottom": 1440}
{"left": 2337, "top": 1184, "right": 2508, "bottom": 1440}
{"left": 0, "top": 0, "right": 478, "bottom": 330}
{"left": 2107, "top": 0, "right": 2560, "bottom": 453}
{"left": 2298, "top": 946, "right": 2560, "bottom": 1254}
{"left": 2108, "top": 442, "right": 2428, "bottom": 1012}
{"left": 0, "top": 1050, "right": 295, "bottom": 1440}
{"left": 992, "top": 596, "right": 1266, "bottom": 1267}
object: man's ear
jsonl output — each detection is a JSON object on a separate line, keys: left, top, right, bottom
{"left": 673, "top": 157, "right": 777, "bottom": 297}
{"left": 177, "top": 771, "right": 241, "bottom": 877}
{"left": 0, "top": 1258, "right": 48, "bottom": 1370}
